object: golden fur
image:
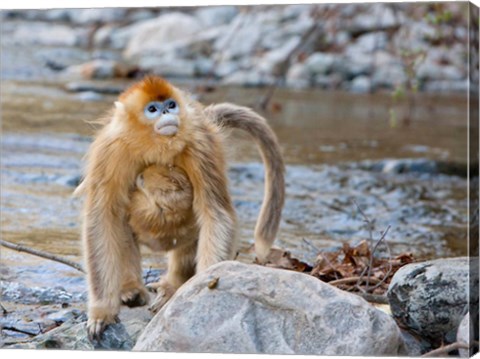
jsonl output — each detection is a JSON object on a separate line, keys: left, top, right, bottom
{"left": 78, "top": 76, "right": 285, "bottom": 340}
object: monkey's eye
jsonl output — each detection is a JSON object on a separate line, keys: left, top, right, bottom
{"left": 164, "top": 99, "right": 179, "bottom": 115}
{"left": 144, "top": 102, "right": 162, "bottom": 120}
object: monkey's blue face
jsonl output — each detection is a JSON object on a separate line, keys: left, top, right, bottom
{"left": 143, "top": 99, "right": 180, "bottom": 136}
{"left": 144, "top": 99, "right": 179, "bottom": 119}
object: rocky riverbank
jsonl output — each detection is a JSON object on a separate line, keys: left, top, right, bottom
{"left": 2, "top": 258, "right": 477, "bottom": 355}
{"left": 2, "top": 3, "right": 478, "bottom": 94}
{"left": 1, "top": 4, "right": 476, "bottom": 354}
{"left": 1, "top": 128, "right": 474, "bottom": 353}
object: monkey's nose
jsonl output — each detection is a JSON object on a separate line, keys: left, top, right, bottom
{"left": 155, "top": 114, "right": 179, "bottom": 136}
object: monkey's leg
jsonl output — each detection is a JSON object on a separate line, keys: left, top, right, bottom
{"left": 82, "top": 150, "right": 140, "bottom": 340}
{"left": 180, "top": 132, "right": 238, "bottom": 272}
{"left": 120, "top": 238, "right": 149, "bottom": 307}
{"left": 148, "top": 240, "right": 197, "bottom": 313}
{"left": 84, "top": 216, "right": 131, "bottom": 340}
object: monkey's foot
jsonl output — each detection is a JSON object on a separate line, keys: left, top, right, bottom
{"left": 121, "top": 285, "right": 149, "bottom": 307}
{"left": 87, "top": 311, "right": 119, "bottom": 341}
{"left": 147, "top": 279, "right": 176, "bottom": 314}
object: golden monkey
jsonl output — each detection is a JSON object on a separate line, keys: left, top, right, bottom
{"left": 77, "top": 76, "right": 285, "bottom": 340}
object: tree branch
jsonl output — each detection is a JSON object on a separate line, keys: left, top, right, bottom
{"left": 0, "top": 239, "right": 84, "bottom": 273}
{"left": 422, "top": 341, "right": 471, "bottom": 357}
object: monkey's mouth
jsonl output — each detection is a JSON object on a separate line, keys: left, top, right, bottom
{"left": 155, "top": 115, "right": 179, "bottom": 136}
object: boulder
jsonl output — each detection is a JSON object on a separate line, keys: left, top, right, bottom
{"left": 124, "top": 13, "right": 203, "bottom": 60}
{"left": 387, "top": 257, "right": 475, "bottom": 347}
{"left": 257, "top": 36, "right": 301, "bottom": 76}
{"left": 372, "top": 64, "right": 406, "bottom": 89}
{"left": 134, "top": 261, "right": 405, "bottom": 355}
{"left": 64, "top": 59, "right": 131, "bottom": 80}
{"left": 213, "top": 13, "right": 262, "bottom": 60}
{"left": 305, "top": 52, "right": 338, "bottom": 75}
{"left": 195, "top": 6, "right": 238, "bottom": 28}
{"left": 286, "top": 63, "right": 311, "bottom": 89}
{"left": 70, "top": 8, "right": 128, "bottom": 25}
{"left": 347, "top": 4, "right": 401, "bottom": 35}
{"left": 343, "top": 53, "right": 373, "bottom": 78}
{"left": 351, "top": 32, "right": 388, "bottom": 54}
{"left": 11, "top": 22, "right": 88, "bottom": 47}
{"left": 417, "top": 61, "right": 465, "bottom": 82}
{"left": 138, "top": 57, "right": 196, "bottom": 78}
{"left": 350, "top": 76, "right": 372, "bottom": 93}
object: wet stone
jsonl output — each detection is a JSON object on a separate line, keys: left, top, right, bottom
{"left": 387, "top": 257, "right": 475, "bottom": 347}
{"left": 134, "top": 261, "right": 405, "bottom": 355}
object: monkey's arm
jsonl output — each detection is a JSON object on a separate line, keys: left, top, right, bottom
{"left": 82, "top": 138, "right": 138, "bottom": 339}
{"left": 205, "top": 103, "right": 285, "bottom": 262}
{"left": 180, "top": 126, "right": 237, "bottom": 271}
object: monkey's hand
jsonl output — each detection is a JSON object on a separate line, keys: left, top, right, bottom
{"left": 87, "top": 308, "right": 120, "bottom": 341}
{"left": 147, "top": 278, "right": 176, "bottom": 314}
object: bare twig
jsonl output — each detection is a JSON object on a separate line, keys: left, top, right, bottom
{"left": 329, "top": 276, "right": 381, "bottom": 286}
{"left": 2, "top": 325, "right": 40, "bottom": 336}
{"left": 352, "top": 200, "right": 393, "bottom": 292}
{"left": 365, "top": 225, "right": 391, "bottom": 290}
{"left": 0, "top": 239, "right": 84, "bottom": 273}
{"left": 422, "top": 341, "right": 471, "bottom": 357}
{"left": 258, "top": 5, "right": 332, "bottom": 110}
{"left": 367, "top": 241, "right": 393, "bottom": 291}
{"left": 357, "top": 292, "right": 389, "bottom": 305}
{"left": 303, "top": 238, "right": 340, "bottom": 280}
{"left": 302, "top": 238, "right": 320, "bottom": 252}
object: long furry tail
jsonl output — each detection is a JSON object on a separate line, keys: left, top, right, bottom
{"left": 205, "top": 103, "right": 285, "bottom": 262}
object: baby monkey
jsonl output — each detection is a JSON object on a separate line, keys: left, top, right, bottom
{"left": 77, "top": 76, "right": 285, "bottom": 340}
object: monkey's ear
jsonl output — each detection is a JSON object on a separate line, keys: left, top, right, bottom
{"left": 114, "top": 101, "right": 128, "bottom": 119}
{"left": 114, "top": 101, "right": 126, "bottom": 112}
{"left": 136, "top": 173, "right": 145, "bottom": 188}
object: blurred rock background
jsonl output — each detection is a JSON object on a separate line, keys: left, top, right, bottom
{"left": 1, "top": 3, "right": 478, "bottom": 94}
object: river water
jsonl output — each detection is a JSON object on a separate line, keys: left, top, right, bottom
{"left": 0, "top": 72, "right": 472, "bottom": 293}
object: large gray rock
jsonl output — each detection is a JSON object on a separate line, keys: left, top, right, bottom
{"left": 71, "top": 8, "right": 128, "bottom": 25}
{"left": 213, "top": 12, "right": 262, "bottom": 60}
{"left": 138, "top": 56, "right": 196, "bottom": 78}
{"left": 11, "top": 22, "right": 88, "bottom": 47}
{"left": 195, "top": 6, "right": 238, "bottom": 28}
{"left": 351, "top": 32, "right": 388, "bottom": 54}
{"left": 124, "top": 13, "right": 203, "bottom": 60}
{"left": 387, "top": 257, "right": 475, "bottom": 347}
{"left": 305, "top": 52, "right": 338, "bottom": 75}
{"left": 417, "top": 61, "right": 465, "bottom": 81}
{"left": 347, "top": 3, "right": 401, "bottom": 35}
{"left": 257, "top": 36, "right": 301, "bottom": 76}
{"left": 372, "top": 64, "right": 407, "bottom": 89}
{"left": 350, "top": 76, "right": 372, "bottom": 93}
{"left": 134, "top": 261, "right": 405, "bottom": 355}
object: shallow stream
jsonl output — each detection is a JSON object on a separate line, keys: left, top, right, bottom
{"left": 1, "top": 76, "right": 471, "bottom": 295}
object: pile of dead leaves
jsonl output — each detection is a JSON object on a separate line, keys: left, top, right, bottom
{"left": 258, "top": 240, "right": 414, "bottom": 296}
